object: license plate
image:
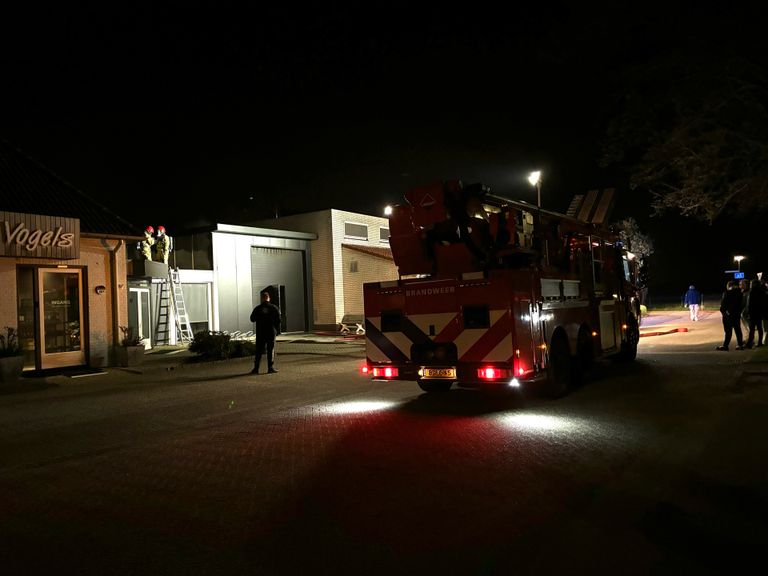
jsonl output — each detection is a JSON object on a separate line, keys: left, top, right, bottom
{"left": 421, "top": 367, "right": 456, "bottom": 379}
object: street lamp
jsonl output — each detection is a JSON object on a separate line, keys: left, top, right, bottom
{"left": 528, "top": 171, "right": 542, "bottom": 208}
{"left": 383, "top": 205, "right": 393, "bottom": 216}
{"left": 734, "top": 255, "right": 745, "bottom": 271}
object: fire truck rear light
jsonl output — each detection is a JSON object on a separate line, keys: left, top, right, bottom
{"left": 518, "top": 367, "right": 525, "bottom": 376}
{"left": 483, "top": 367, "right": 499, "bottom": 379}
{"left": 477, "top": 367, "right": 510, "bottom": 380}
{"left": 373, "top": 367, "right": 399, "bottom": 378}
{"left": 361, "top": 365, "right": 370, "bottom": 374}
{"left": 509, "top": 378, "right": 521, "bottom": 388}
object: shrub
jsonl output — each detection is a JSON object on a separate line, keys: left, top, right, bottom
{"left": 189, "top": 331, "right": 256, "bottom": 360}
{"left": 189, "top": 331, "right": 232, "bottom": 360}
{"left": 0, "top": 326, "right": 21, "bottom": 358}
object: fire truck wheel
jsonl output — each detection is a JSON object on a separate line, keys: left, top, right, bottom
{"left": 617, "top": 315, "right": 640, "bottom": 362}
{"left": 573, "top": 327, "right": 595, "bottom": 385}
{"left": 417, "top": 380, "right": 453, "bottom": 393}
{"left": 545, "top": 333, "right": 573, "bottom": 398}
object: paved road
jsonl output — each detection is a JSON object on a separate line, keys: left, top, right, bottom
{"left": 1, "top": 313, "right": 767, "bottom": 575}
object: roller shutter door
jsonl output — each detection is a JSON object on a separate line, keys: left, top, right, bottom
{"left": 250, "top": 247, "right": 307, "bottom": 332}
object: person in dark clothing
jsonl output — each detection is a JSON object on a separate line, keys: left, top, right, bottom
{"left": 249, "top": 290, "right": 281, "bottom": 374}
{"left": 745, "top": 278, "right": 765, "bottom": 348}
{"left": 762, "top": 278, "right": 768, "bottom": 346}
{"left": 717, "top": 280, "right": 744, "bottom": 351}
{"left": 739, "top": 279, "right": 750, "bottom": 334}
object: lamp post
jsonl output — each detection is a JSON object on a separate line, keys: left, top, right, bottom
{"left": 383, "top": 205, "right": 393, "bottom": 217}
{"left": 528, "top": 171, "right": 542, "bottom": 208}
{"left": 734, "top": 255, "right": 745, "bottom": 271}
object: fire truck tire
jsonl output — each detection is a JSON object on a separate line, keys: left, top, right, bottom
{"left": 417, "top": 380, "right": 453, "bottom": 393}
{"left": 544, "top": 333, "right": 573, "bottom": 398}
{"left": 573, "top": 327, "right": 595, "bottom": 384}
{"left": 617, "top": 315, "right": 640, "bottom": 362}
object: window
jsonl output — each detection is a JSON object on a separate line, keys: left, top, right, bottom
{"left": 622, "top": 257, "right": 632, "bottom": 282}
{"left": 344, "top": 222, "right": 368, "bottom": 240}
{"left": 379, "top": 227, "right": 390, "bottom": 242}
{"left": 181, "top": 283, "right": 211, "bottom": 333}
{"left": 591, "top": 236, "right": 604, "bottom": 288}
{"left": 349, "top": 261, "right": 358, "bottom": 273}
{"left": 462, "top": 305, "right": 490, "bottom": 329}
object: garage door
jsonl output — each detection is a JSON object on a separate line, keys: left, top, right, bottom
{"left": 250, "top": 247, "right": 307, "bottom": 332}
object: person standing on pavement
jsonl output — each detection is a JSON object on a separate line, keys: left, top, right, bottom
{"left": 717, "top": 280, "right": 744, "bottom": 351}
{"left": 739, "top": 279, "right": 750, "bottom": 334}
{"left": 759, "top": 276, "right": 768, "bottom": 346}
{"left": 745, "top": 278, "right": 765, "bottom": 348}
{"left": 249, "top": 290, "right": 281, "bottom": 374}
{"left": 683, "top": 284, "right": 702, "bottom": 321}
{"left": 763, "top": 278, "right": 768, "bottom": 346}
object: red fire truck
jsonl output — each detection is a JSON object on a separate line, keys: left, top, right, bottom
{"left": 363, "top": 180, "right": 641, "bottom": 397}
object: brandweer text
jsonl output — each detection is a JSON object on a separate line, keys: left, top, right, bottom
{"left": 406, "top": 286, "right": 455, "bottom": 297}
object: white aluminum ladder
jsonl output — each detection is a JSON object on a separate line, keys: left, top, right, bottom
{"left": 169, "top": 268, "right": 194, "bottom": 343}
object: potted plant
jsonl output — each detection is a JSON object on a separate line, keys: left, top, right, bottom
{"left": 0, "top": 326, "right": 24, "bottom": 384}
{"left": 116, "top": 326, "right": 146, "bottom": 367}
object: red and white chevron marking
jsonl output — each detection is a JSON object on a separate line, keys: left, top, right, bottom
{"left": 366, "top": 310, "right": 514, "bottom": 364}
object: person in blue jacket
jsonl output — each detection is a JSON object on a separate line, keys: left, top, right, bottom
{"left": 683, "top": 284, "right": 702, "bottom": 321}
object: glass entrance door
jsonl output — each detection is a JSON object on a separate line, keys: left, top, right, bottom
{"left": 38, "top": 268, "right": 85, "bottom": 368}
{"left": 128, "top": 287, "right": 152, "bottom": 349}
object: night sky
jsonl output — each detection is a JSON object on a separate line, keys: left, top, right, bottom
{"left": 2, "top": 3, "right": 766, "bottom": 294}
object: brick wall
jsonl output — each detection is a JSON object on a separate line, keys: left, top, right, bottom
{"left": 0, "top": 260, "right": 17, "bottom": 329}
{"left": 341, "top": 247, "right": 398, "bottom": 315}
{"left": 330, "top": 209, "right": 396, "bottom": 322}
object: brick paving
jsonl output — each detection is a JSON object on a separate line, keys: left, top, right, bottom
{"left": 0, "top": 351, "right": 379, "bottom": 575}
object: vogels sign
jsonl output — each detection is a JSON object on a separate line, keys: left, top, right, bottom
{"left": 0, "top": 211, "right": 80, "bottom": 259}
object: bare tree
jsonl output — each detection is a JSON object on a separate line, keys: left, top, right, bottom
{"left": 601, "top": 51, "right": 768, "bottom": 224}
{"left": 615, "top": 217, "right": 653, "bottom": 264}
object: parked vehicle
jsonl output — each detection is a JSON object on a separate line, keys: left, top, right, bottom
{"left": 362, "top": 180, "right": 640, "bottom": 397}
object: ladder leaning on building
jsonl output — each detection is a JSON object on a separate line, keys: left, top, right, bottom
{"left": 155, "top": 267, "right": 194, "bottom": 345}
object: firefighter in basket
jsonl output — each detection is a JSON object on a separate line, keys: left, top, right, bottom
{"left": 140, "top": 226, "right": 155, "bottom": 261}
{"left": 153, "top": 225, "right": 172, "bottom": 264}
